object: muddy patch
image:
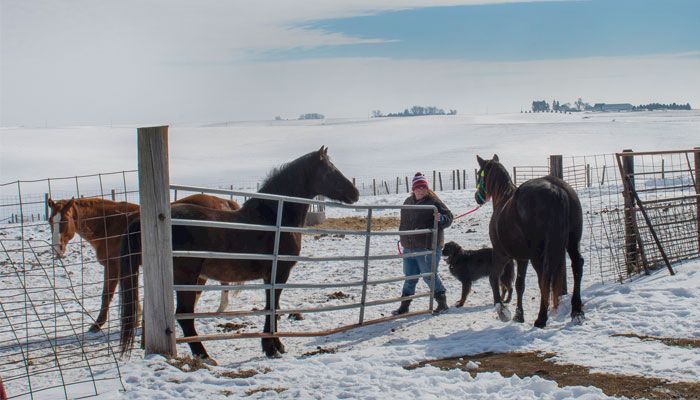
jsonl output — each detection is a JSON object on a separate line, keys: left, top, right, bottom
{"left": 167, "top": 356, "right": 210, "bottom": 373}
{"left": 245, "top": 386, "right": 287, "bottom": 396}
{"left": 407, "top": 351, "right": 700, "bottom": 400}
{"left": 218, "top": 367, "right": 271, "bottom": 379}
{"left": 318, "top": 216, "right": 399, "bottom": 231}
{"left": 302, "top": 346, "right": 337, "bottom": 357}
{"left": 611, "top": 333, "right": 700, "bottom": 349}
{"left": 326, "top": 291, "right": 352, "bottom": 300}
{"left": 217, "top": 321, "right": 252, "bottom": 333}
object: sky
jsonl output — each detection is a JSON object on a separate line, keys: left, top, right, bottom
{"left": 1, "top": 0, "right": 699, "bottom": 127}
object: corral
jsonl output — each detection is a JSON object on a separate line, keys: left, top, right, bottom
{"left": 0, "top": 123, "right": 699, "bottom": 399}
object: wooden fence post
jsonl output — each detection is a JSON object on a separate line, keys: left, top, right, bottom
{"left": 396, "top": 177, "right": 399, "bottom": 194}
{"left": 463, "top": 169, "right": 466, "bottom": 189}
{"left": 111, "top": 189, "right": 117, "bottom": 201}
{"left": 452, "top": 170, "right": 456, "bottom": 190}
{"left": 600, "top": 165, "right": 607, "bottom": 186}
{"left": 384, "top": 181, "right": 390, "bottom": 195}
{"left": 549, "top": 155, "right": 563, "bottom": 179}
{"left": 620, "top": 149, "right": 639, "bottom": 275}
{"left": 512, "top": 167, "right": 517, "bottom": 186}
{"left": 373, "top": 179, "right": 376, "bottom": 196}
{"left": 432, "top": 171, "right": 436, "bottom": 191}
{"left": 438, "top": 172, "right": 443, "bottom": 191}
{"left": 694, "top": 147, "right": 700, "bottom": 252}
{"left": 586, "top": 164, "right": 591, "bottom": 187}
{"left": 44, "top": 193, "right": 49, "bottom": 221}
{"left": 661, "top": 159, "right": 665, "bottom": 180}
{"left": 137, "top": 126, "right": 176, "bottom": 357}
{"left": 405, "top": 176, "right": 409, "bottom": 193}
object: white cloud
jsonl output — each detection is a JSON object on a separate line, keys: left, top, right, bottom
{"left": 1, "top": 0, "right": 694, "bottom": 126}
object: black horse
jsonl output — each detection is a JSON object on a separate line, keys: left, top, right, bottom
{"left": 119, "top": 147, "right": 359, "bottom": 363}
{"left": 475, "top": 154, "right": 584, "bottom": 328}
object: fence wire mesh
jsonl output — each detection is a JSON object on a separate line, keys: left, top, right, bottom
{"left": 1, "top": 148, "right": 698, "bottom": 398}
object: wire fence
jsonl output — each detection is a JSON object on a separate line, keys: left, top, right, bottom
{"left": 0, "top": 148, "right": 698, "bottom": 398}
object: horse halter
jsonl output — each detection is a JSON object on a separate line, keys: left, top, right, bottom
{"left": 475, "top": 169, "right": 488, "bottom": 203}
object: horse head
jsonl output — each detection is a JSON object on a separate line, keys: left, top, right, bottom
{"left": 310, "top": 146, "right": 359, "bottom": 204}
{"left": 47, "top": 197, "right": 78, "bottom": 257}
{"left": 475, "top": 154, "right": 504, "bottom": 205}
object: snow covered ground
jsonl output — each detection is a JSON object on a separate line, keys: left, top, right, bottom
{"left": 1, "top": 110, "right": 699, "bottom": 398}
{"left": 2, "top": 187, "right": 699, "bottom": 399}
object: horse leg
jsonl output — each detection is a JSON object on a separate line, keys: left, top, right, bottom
{"left": 175, "top": 286, "right": 216, "bottom": 364}
{"left": 216, "top": 282, "right": 230, "bottom": 313}
{"left": 568, "top": 242, "right": 585, "bottom": 323}
{"left": 455, "top": 281, "right": 471, "bottom": 308}
{"left": 531, "top": 254, "right": 550, "bottom": 328}
{"left": 490, "top": 251, "right": 512, "bottom": 322}
{"left": 261, "top": 267, "right": 291, "bottom": 357}
{"left": 512, "top": 259, "right": 528, "bottom": 323}
{"left": 90, "top": 260, "right": 119, "bottom": 332}
{"left": 501, "top": 260, "right": 515, "bottom": 304}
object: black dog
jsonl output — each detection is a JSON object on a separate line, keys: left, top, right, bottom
{"left": 442, "top": 241, "right": 514, "bottom": 307}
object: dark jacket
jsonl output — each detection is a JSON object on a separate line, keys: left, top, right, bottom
{"left": 399, "top": 193, "right": 453, "bottom": 249}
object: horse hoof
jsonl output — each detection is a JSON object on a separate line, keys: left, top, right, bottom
{"left": 265, "top": 349, "right": 282, "bottom": 359}
{"left": 288, "top": 313, "right": 304, "bottom": 321}
{"left": 88, "top": 324, "right": 101, "bottom": 333}
{"left": 274, "top": 339, "right": 286, "bottom": 354}
{"left": 200, "top": 357, "right": 218, "bottom": 366}
{"left": 534, "top": 319, "right": 547, "bottom": 329}
{"left": 495, "top": 304, "right": 511, "bottom": 322}
{"left": 513, "top": 310, "right": 524, "bottom": 323}
{"left": 454, "top": 302, "right": 464, "bottom": 308}
{"left": 571, "top": 312, "right": 585, "bottom": 325}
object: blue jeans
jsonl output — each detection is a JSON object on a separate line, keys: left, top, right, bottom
{"left": 401, "top": 247, "right": 445, "bottom": 297}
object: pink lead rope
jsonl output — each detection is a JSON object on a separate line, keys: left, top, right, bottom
{"left": 454, "top": 204, "right": 482, "bottom": 220}
{"left": 396, "top": 204, "right": 482, "bottom": 255}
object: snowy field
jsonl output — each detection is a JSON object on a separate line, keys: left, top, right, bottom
{"left": 1, "top": 110, "right": 699, "bottom": 399}
{"left": 2, "top": 110, "right": 700, "bottom": 188}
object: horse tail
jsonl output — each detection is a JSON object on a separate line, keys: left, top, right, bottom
{"left": 119, "top": 218, "right": 142, "bottom": 356}
{"left": 544, "top": 195, "right": 569, "bottom": 312}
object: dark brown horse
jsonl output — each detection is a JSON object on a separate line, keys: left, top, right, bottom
{"left": 48, "top": 194, "right": 241, "bottom": 332}
{"left": 475, "top": 154, "right": 584, "bottom": 328}
{"left": 119, "top": 147, "right": 359, "bottom": 363}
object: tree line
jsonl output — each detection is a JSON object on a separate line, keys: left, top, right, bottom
{"left": 372, "top": 106, "right": 457, "bottom": 118}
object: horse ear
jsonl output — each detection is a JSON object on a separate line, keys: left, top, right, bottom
{"left": 47, "top": 198, "right": 55, "bottom": 208}
{"left": 493, "top": 154, "right": 499, "bottom": 163}
{"left": 476, "top": 155, "right": 485, "bottom": 168}
{"left": 66, "top": 197, "right": 76, "bottom": 209}
{"left": 318, "top": 146, "right": 327, "bottom": 159}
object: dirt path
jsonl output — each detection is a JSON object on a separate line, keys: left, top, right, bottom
{"left": 407, "top": 351, "right": 700, "bottom": 399}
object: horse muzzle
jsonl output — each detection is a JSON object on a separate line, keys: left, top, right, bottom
{"left": 52, "top": 245, "right": 66, "bottom": 258}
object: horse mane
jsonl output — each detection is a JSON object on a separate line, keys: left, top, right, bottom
{"left": 258, "top": 151, "right": 316, "bottom": 194}
{"left": 486, "top": 162, "right": 516, "bottom": 203}
{"left": 243, "top": 151, "right": 318, "bottom": 226}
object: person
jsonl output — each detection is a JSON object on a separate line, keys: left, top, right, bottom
{"left": 393, "top": 172, "right": 453, "bottom": 315}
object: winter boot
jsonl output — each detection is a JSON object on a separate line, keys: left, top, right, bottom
{"left": 391, "top": 300, "right": 412, "bottom": 316}
{"left": 433, "top": 292, "right": 449, "bottom": 314}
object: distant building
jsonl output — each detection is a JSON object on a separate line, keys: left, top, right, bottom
{"left": 593, "top": 103, "right": 633, "bottom": 112}
{"left": 299, "top": 113, "right": 325, "bottom": 120}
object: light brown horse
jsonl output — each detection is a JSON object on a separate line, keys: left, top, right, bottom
{"left": 48, "top": 193, "right": 241, "bottom": 332}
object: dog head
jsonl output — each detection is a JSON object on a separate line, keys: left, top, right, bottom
{"left": 442, "top": 241, "right": 463, "bottom": 270}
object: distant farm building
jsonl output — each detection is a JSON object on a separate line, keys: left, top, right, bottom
{"left": 593, "top": 103, "right": 634, "bottom": 112}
